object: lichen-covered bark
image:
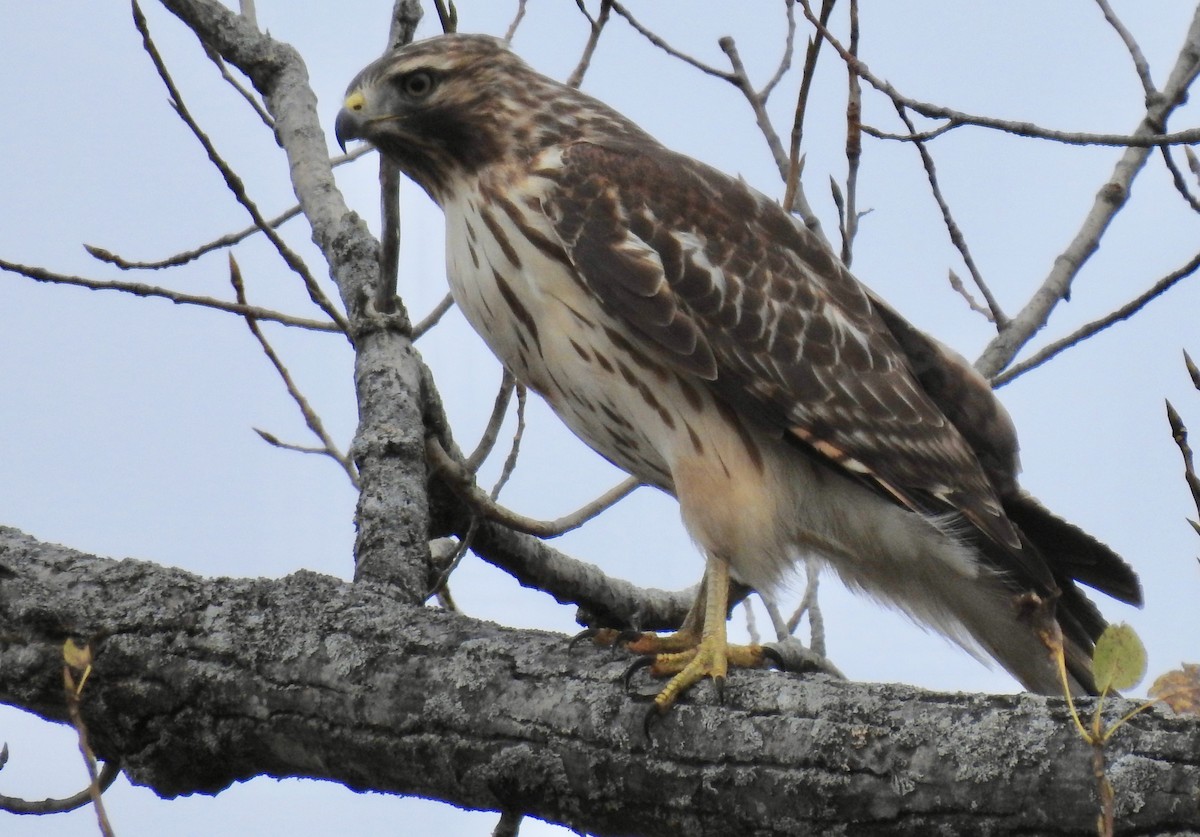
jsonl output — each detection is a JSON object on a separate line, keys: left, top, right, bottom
{"left": 2, "top": 526, "right": 1198, "bottom": 837}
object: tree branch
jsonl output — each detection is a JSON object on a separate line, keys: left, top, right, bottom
{"left": 153, "top": 0, "right": 433, "bottom": 597}
{"left": 2, "top": 526, "right": 1199, "bottom": 836}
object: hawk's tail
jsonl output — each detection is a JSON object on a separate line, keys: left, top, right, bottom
{"left": 1002, "top": 492, "right": 1143, "bottom": 694}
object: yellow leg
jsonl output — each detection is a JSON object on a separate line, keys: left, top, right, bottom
{"left": 593, "top": 556, "right": 770, "bottom": 715}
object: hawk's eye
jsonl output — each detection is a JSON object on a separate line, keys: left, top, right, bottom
{"left": 399, "top": 70, "right": 436, "bottom": 100}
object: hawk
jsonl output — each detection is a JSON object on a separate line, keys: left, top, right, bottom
{"left": 335, "top": 34, "right": 1141, "bottom": 709}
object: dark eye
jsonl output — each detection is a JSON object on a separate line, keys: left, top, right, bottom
{"left": 400, "top": 70, "right": 436, "bottom": 99}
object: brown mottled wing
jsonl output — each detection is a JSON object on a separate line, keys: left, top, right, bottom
{"left": 542, "top": 142, "right": 1027, "bottom": 556}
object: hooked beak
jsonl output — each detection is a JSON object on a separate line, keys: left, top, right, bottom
{"left": 334, "top": 90, "right": 369, "bottom": 152}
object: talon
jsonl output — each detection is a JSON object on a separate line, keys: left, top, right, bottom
{"left": 713, "top": 675, "right": 726, "bottom": 705}
{"left": 568, "top": 628, "right": 599, "bottom": 651}
{"left": 642, "top": 704, "right": 665, "bottom": 739}
{"left": 761, "top": 644, "right": 785, "bottom": 669}
{"left": 622, "top": 656, "right": 656, "bottom": 693}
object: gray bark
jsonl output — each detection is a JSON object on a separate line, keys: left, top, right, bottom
{"left": 2, "top": 525, "right": 1198, "bottom": 837}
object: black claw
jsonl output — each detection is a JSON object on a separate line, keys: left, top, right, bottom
{"left": 642, "top": 704, "right": 665, "bottom": 739}
{"left": 761, "top": 645, "right": 785, "bottom": 670}
{"left": 568, "top": 628, "right": 599, "bottom": 652}
{"left": 622, "top": 656, "right": 655, "bottom": 693}
{"left": 713, "top": 675, "right": 726, "bottom": 705}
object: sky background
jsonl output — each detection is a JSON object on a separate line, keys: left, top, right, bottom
{"left": 2, "top": 2, "right": 1199, "bottom": 834}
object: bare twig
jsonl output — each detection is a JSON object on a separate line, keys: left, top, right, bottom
{"left": 412, "top": 292, "right": 455, "bottom": 340}
{"left": 797, "top": 0, "right": 1200, "bottom": 149}
{"left": 1093, "top": 0, "right": 1156, "bottom": 100}
{"left": 432, "top": 0, "right": 457, "bottom": 33}
{"left": 977, "top": 4, "right": 1200, "bottom": 377}
{"left": 490, "top": 384, "right": 527, "bottom": 500}
{"left": 61, "top": 642, "right": 114, "bottom": 837}
{"left": 788, "top": 557, "right": 825, "bottom": 657}
{"left": 504, "top": 0, "right": 528, "bottom": 43}
{"left": 838, "top": 0, "right": 862, "bottom": 266}
{"left": 719, "top": 36, "right": 789, "bottom": 180}
{"left": 0, "top": 760, "right": 121, "bottom": 815}
{"left": 782, "top": 0, "right": 835, "bottom": 233}
{"left": 202, "top": 44, "right": 273, "bottom": 128}
{"left": 1161, "top": 146, "right": 1200, "bottom": 213}
{"left": 1166, "top": 393, "right": 1200, "bottom": 536}
{"left": 565, "top": 0, "right": 612, "bottom": 89}
{"left": 992, "top": 248, "right": 1200, "bottom": 387}
{"left": 760, "top": 0, "right": 798, "bottom": 101}
{"left": 83, "top": 148, "right": 370, "bottom": 271}
{"left": 947, "top": 269, "right": 995, "bottom": 322}
{"left": 427, "top": 438, "right": 641, "bottom": 539}
{"left": 894, "top": 103, "right": 1008, "bottom": 326}
{"left": 608, "top": 1, "right": 733, "bottom": 81}
{"left": 467, "top": 372, "right": 516, "bottom": 472}
{"left": 229, "top": 255, "right": 359, "bottom": 487}
{"left": 743, "top": 599, "right": 760, "bottom": 645}
{"left": 376, "top": 159, "right": 402, "bottom": 314}
{"left": 0, "top": 258, "right": 342, "bottom": 332}
{"left": 131, "top": 0, "right": 350, "bottom": 334}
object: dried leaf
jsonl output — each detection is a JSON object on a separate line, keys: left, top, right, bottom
{"left": 0, "top": 741, "right": 8, "bottom": 771}
{"left": 1092, "top": 622, "right": 1147, "bottom": 693}
{"left": 1149, "top": 663, "right": 1200, "bottom": 716}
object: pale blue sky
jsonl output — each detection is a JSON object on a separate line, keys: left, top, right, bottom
{"left": 2, "top": 2, "right": 1199, "bottom": 834}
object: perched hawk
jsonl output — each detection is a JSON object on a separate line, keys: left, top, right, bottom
{"left": 336, "top": 34, "right": 1140, "bottom": 706}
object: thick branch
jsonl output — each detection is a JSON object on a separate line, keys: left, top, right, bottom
{"left": 2, "top": 527, "right": 1199, "bottom": 836}
{"left": 155, "top": 0, "right": 431, "bottom": 597}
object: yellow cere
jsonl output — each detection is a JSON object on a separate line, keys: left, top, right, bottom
{"left": 344, "top": 90, "right": 366, "bottom": 112}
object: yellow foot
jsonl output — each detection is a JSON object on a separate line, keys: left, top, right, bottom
{"left": 640, "top": 635, "right": 770, "bottom": 714}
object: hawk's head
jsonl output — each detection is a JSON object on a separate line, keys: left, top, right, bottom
{"left": 335, "top": 34, "right": 652, "bottom": 203}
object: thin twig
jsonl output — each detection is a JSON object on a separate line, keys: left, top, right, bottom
{"left": 1092, "top": 0, "right": 1157, "bottom": 99}
{"left": 131, "top": 1, "right": 350, "bottom": 334}
{"left": 608, "top": 1, "right": 734, "bottom": 81}
{"left": 743, "top": 599, "right": 760, "bottom": 645}
{"left": 1166, "top": 398, "right": 1200, "bottom": 533}
{"left": 894, "top": 102, "right": 1008, "bottom": 326}
{"left": 0, "top": 760, "right": 121, "bottom": 815}
{"left": 719, "top": 36, "right": 789, "bottom": 179}
{"left": 760, "top": 0, "right": 798, "bottom": 101}
{"left": 427, "top": 438, "right": 642, "bottom": 538}
{"left": 504, "top": 0, "right": 528, "bottom": 43}
{"left": 0, "top": 258, "right": 342, "bottom": 332}
{"left": 467, "top": 372, "right": 516, "bottom": 472}
{"left": 202, "top": 44, "right": 273, "bottom": 128}
{"left": 490, "top": 384, "right": 527, "bottom": 500}
{"left": 788, "top": 557, "right": 825, "bottom": 656}
{"left": 1160, "top": 146, "right": 1200, "bottom": 213}
{"left": 993, "top": 248, "right": 1200, "bottom": 387}
{"left": 947, "top": 269, "right": 994, "bottom": 322}
{"left": 412, "top": 291, "right": 455, "bottom": 340}
{"left": 83, "top": 148, "right": 370, "bottom": 271}
{"left": 838, "top": 0, "right": 862, "bottom": 267}
{"left": 376, "top": 159, "right": 402, "bottom": 314}
{"left": 433, "top": 0, "right": 457, "bottom": 33}
{"left": 782, "top": 0, "right": 835, "bottom": 232}
{"left": 565, "top": 0, "right": 612, "bottom": 89}
{"left": 796, "top": 0, "right": 1200, "bottom": 149}
{"left": 229, "top": 255, "right": 359, "bottom": 487}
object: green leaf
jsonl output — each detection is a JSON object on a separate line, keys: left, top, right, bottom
{"left": 1093, "top": 623, "right": 1147, "bottom": 693}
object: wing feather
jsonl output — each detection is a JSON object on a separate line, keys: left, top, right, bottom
{"left": 542, "top": 141, "right": 1032, "bottom": 561}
